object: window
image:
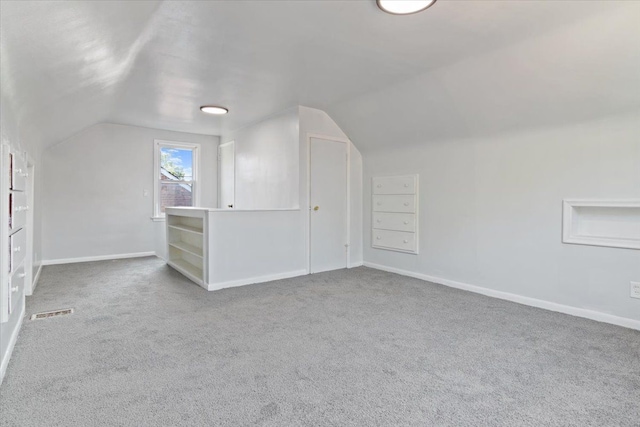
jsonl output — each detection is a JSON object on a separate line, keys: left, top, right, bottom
{"left": 153, "top": 140, "right": 199, "bottom": 219}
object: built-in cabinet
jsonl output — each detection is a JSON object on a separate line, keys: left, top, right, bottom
{"left": 1, "top": 144, "right": 29, "bottom": 323}
{"left": 371, "top": 174, "right": 419, "bottom": 254}
{"left": 166, "top": 207, "right": 305, "bottom": 291}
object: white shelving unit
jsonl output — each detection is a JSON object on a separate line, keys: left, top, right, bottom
{"left": 166, "top": 208, "right": 207, "bottom": 285}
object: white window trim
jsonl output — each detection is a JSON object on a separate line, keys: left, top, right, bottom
{"left": 152, "top": 139, "right": 200, "bottom": 220}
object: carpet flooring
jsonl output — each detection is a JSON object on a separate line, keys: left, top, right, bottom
{"left": 0, "top": 257, "right": 638, "bottom": 426}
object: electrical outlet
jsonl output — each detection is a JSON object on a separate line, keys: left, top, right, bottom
{"left": 631, "top": 282, "right": 640, "bottom": 299}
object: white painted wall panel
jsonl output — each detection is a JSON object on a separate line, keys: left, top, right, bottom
{"left": 363, "top": 111, "right": 640, "bottom": 323}
{"left": 221, "top": 106, "right": 363, "bottom": 269}
{"left": 208, "top": 210, "right": 306, "bottom": 284}
{"left": 223, "top": 109, "right": 300, "bottom": 210}
{"left": 42, "top": 123, "right": 218, "bottom": 262}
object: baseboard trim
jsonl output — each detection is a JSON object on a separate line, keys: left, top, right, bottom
{"left": 206, "top": 269, "right": 308, "bottom": 292}
{"left": 348, "top": 261, "right": 364, "bottom": 268}
{"left": 363, "top": 262, "right": 640, "bottom": 331}
{"left": 42, "top": 252, "right": 156, "bottom": 266}
{"left": 0, "top": 302, "right": 25, "bottom": 386}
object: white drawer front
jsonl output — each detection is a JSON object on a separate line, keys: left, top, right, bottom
{"left": 10, "top": 192, "right": 27, "bottom": 230}
{"left": 372, "top": 175, "right": 417, "bottom": 195}
{"left": 10, "top": 228, "right": 26, "bottom": 273}
{"left": 373, "top": 212, "right": 416, "bottom": 232}
{"left": 373, "top": 195, "right": 416, "bottom": 213}
{"left": 11, "top": 153, "right": 26, "bottom": 191}
{"left": 8, "top": 264, "right": 25, "bottom": 315}
{"left": 372, "top": 230, "right": 417, "bottom": 253}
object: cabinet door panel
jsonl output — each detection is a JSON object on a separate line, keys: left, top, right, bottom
{"left": 373, "top": 212, "right": 416, "bottom": 232}
{"left": 10, "top": 228, "right": 26, "bottom": 273}
{"left": 373, "top": 195, "right": 416, "bottom": 213}
{"left": 10, "top": 192, "right": 27, "bottom": 230}
{"left": 11, "top": 153, "right": 26, "bottom": 191}
{"left": 372, "top": 175, "right": 417, "bottom": 195}
{"left": 8, "top": 264, "right": 25, "bottom": 315}
{"left": 372, "top": 229, "right": 417, "bottom": 253}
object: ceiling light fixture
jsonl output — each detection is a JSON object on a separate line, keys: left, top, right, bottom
{"left": 200, "top": 106, "right": 229, "bottom": 115}
{"left": 377, "top": 0, "right": 437, "bottom": 15}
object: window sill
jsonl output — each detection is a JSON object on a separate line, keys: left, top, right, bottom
{"left": 150, "top": 216, "right": 166, "bottom": 222}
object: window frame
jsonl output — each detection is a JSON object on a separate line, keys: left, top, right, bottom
{"left": 153, "top": 139, "right": 200, "bottom": 220}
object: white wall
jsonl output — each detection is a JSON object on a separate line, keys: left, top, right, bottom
{"left": 222, "top": 108, "right": 300, "bottom": 210}
{"left": 220, "top": 106, "right": 363, "bottom": 268}
{"left": 363, "top": 110, "right": 640, "bottom": 324}
{"left": 42, "top": 123, "right": 218, "bottom": 262}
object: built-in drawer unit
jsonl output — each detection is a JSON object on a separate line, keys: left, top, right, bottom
{"left": 373, "top": 195, "right": 416, "bottom": 213}
{"left": 373, "top": 212, "right": 416, "bottom": 233}
{"left": 9, "top": 191, "right": 27, "bottom": 230}
{"left": 9, "top": 227, "right": 26, "bottom": 273}
{"left": 10, "top": 153, "right": 26, "bottom": 192}
{"left": 371, "top": 174, "right": 419, "bottom": 254}
{"left": 372, "top": 229, "right": 416, "bottom": 253}
{"left": 2, "top": 147, "right": 30, "bottom": 324}
{"left": 373, "top": 175, "right": 417, "bottom": 195}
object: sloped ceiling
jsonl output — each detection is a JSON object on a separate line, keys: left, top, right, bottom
{"left": 1, "top": 1, "right": 638, "bottom": 152}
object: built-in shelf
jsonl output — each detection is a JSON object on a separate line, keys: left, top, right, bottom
{"left": 166, "top": 208, "right": 207, "bottom": 286}
{"left": 562, "top": 199, "right": 640, "bottom": 250}
{"left": 168, "top": 259, "right": 203, "bottom": 284}
{"left": 168, "top": 224, "right": 203, "bottom": 235}
{"left": 169, "top": 241, "right": 203, "bottom": 258}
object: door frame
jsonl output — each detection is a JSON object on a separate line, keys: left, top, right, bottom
{"left": 217, "top": 140, "right": 235, "bottom": 209}
{"left": 24, "top": 153, "right": 35, "bottom": 295}
{"left": 306, "top": 133, "right": 351, "bottom": 274}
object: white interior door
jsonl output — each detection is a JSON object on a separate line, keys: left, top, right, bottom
{"left": 218, "top": 141, "right": 235, "bottom": 209}
{"left": 310, "top": 137, "right": 348, "bottom": 273}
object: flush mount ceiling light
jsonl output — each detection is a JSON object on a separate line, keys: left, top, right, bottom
{"left": 200, "top": 106, "right": 229, "bottom": 115}
{"left": 377, "top": 0, "right": 437, "bottom": 15}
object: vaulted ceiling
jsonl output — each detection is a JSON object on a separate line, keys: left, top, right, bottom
{"left": 1, "top": 1, "right": 638, "bottom": 152}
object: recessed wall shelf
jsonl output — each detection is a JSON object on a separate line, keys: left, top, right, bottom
{"left": 562, "top": 199, "right": 640, "bottom": 250}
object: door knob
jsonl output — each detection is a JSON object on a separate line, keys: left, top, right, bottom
{"left": 313, "top": 206, "right": 320, "bottom": 211}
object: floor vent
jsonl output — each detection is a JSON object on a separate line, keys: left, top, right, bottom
{"left": 30, "top": 308, "right": 74, "bottom": 320}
